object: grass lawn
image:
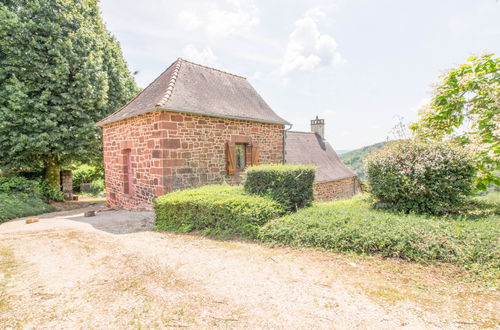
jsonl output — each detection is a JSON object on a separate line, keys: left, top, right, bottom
{"left": 260, "top": 193, "right": 500, "bottom": 285}
{"left": 0, "top": 193, "right": 55, "bottom": 223}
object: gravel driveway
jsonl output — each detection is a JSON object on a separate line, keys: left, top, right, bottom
{"left": 0, "top": 207, "right": 497, "bottom": 329}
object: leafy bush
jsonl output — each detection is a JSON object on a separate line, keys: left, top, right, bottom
{"left": 154, "top": 185, "right": 283, "bottom": 238}
{"left": 0, "top": 176, "right": 63, "bottom": 202}
{"left": 260, "top": 195, "right": 499, "bottom": 278}
{"left": 244, "top": 164, "right": 316, "bottom": 212}
{"left": 0, "top": 193, "right": 55, "bottom": 223}
{"left": 72, "top": 164, "right": 103, "bottom": 192}
{"left": 38, "top": 180, "right": 64, "bottom": 202}
{"left": 81, "top": 179, "right": 105, "bottom": 196}
{"left": 0, "top": 176, "right": 40, "bottom": 195}
{"left": 365, "top": 141, "right": 475, "bottom": 214}
{"left": 88, "top": 179, "right": 105, "bottom": 196}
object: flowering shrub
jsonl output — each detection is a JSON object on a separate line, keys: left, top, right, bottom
{"left": 365, "top": 141, "right": 476, "bottom": 214}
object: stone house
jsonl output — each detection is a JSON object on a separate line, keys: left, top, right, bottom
{"left": 97, "top": 58, "right": 358, "bottom": 210}
{"left": 285, "top": 118, "right": 360, "bottom": 201}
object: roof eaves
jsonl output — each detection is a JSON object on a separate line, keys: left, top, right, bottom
{"left": 157, "top": 107, "right": 290, "bottom": 125}
{"left": 314, "top": 174, "right": 357, "bottom": 184}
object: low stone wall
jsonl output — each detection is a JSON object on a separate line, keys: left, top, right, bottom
{"left": 313, "top": 177, "right": 361, "bottom": 202}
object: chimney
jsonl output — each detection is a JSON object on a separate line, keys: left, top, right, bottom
{"left": 311, "top": 116, "right": 325, "bottom": 139}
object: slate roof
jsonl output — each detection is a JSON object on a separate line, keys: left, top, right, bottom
{"left": 97, "top": 58, "right": 289, "bottom": 126}
{"left": 285, "top": 131, "right": 357, "bottom": 183}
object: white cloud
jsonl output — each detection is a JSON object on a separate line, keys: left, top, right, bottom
{"left": 321, "top": 109, "right": 336, "bottom": 116}
{"left": 177, "top": 0, "right": 259, "bottom": 38}
{"left": 252, "top": 71, "right": 262, "bottom": 80}
{"left": 281, "top": 8, "right": 343, "bottom": 75}
{"left": 182, "top": 44, "right": 219, "bottom": 66}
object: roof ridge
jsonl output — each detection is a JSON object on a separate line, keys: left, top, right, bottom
{"left": 156, "top": 58, "right": 182, "bottom": 107}
{"left": 288, "top": 130, "right": 316, "bottom": 134}
{"left": 179, "top": 58, "right": 246, "bottom": 79}
{"left": 96, "top": 58, "right": 181, "bottom": 126}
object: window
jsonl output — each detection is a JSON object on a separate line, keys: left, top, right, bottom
{"left": 235, "top": 144, "right": 246, "bottom": 170}
{"left": 226, "top": 139, "right": 260, "bottom": 175}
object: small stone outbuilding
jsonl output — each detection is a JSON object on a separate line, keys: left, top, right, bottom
{"left": 285, "top": 118, "right": 361, "bottom": 201}
{"left": 97, "top": 58, "right": 358, "bottom": 210}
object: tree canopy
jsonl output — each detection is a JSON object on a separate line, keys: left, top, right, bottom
{"left": 412, "top": 54, "right": 499, "bottom": 190}
{"left": 0, "top": 0, "right": 138, "bottom": 186}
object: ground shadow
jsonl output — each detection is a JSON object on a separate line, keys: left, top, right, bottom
{"left": 66, "top": 209, "right": 155, "bottom": 235}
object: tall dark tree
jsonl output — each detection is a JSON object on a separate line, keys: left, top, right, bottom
{"left": 0, "top": 0, "right": 138, "bottom": 186}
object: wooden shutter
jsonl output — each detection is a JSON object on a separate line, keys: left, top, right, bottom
{"left": 226, "top": 142, "right": 236, "bottom": 175}
{"left": 251, "top": 145, "right": 260, "bottom": 165}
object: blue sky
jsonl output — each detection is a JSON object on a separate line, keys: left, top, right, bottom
{"left": 99, "top": 0, "right": 500, "bottom": 150}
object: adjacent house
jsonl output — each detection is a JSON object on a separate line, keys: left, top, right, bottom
{"left": 285, "top": 118, "right": 360, "bottom": 201}
{"left": 97, "top": 58, "right": 359, "bottom": 210}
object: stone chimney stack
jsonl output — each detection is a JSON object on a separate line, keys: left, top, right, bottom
{"left": 311, "top": 116, "right": 325, "bottom": 139}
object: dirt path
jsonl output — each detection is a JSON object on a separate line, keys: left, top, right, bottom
{"left": 0, "top": 208, "right": 498, "bottom": 329}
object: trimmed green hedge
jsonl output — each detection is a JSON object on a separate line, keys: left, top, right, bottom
{"left": 244, "top": 164, "right": 316, "bottom": 212}
{"left": 0, "top": 193, "right": 55, "bottom": 223}
{"left": 154, "top": 185, "right": 284, "bottom": 238}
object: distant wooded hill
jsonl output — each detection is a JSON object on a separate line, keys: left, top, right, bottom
{"left": 339, "top": 141, "right": 390, "bottom": 179}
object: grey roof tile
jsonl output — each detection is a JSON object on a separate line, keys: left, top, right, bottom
{"left": 285, "top": 131, "right": 357, "bottom": 183}
{"left": 97, "top": 59, "right": 289, "bottom": 126}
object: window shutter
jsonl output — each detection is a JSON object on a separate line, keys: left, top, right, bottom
{"left": 251, "top": 145, "right": 260, "bottom": 165}
{"left": 226, "top": 142, "right": 236, "bottom": 175}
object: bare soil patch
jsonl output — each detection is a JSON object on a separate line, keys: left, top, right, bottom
{"left": 0, "top": 208, "right": 498, "bottom": 328}
{"left": 49, "top": 195, "right": 106, "bottom": 212}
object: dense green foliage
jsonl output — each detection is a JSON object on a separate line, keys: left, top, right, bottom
{"left": 0, "top": 176, "right": 63, "bottom": 202}
{"left": 412, "top": 54, "right": 499, "bottom": 190}
{"left": 0, "top": 0, "right": 138, "bottom": 186}
{"left": 37, "top": 180, "right": 64, "bottom": 202}
{"left": 244, "top": 164, "right": 316, "bottom": 212}
{"left": 365, "top": 141, "right": 476, "bottom": 214}
{"left": 154, "top": 185, "right": 283, "bottom": 238}
{"left": 0, "top": 193, "right": 55, "bottom": 223}
{"left": 82, "top": 178, "right": 105, "bottom": 196}
{"left": 339, "top": 141, "right": 389, "bottom": 179}
{"left": 72, "top": 164, "right": 104, "bottom": 192}
{"left": 260, "top": 194, "right": 500, "bottom": 278}
{"left": 0, "top": 176, "right": 39, "bottom": 195}
{"left": 0, "top": 175, "right": 57, "bottom": 222}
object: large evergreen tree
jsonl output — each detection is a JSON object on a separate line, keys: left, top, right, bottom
{"left": 0, "top": 0, "right": 138, "bottom": 186}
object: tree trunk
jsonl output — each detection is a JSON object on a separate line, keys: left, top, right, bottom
{"left": 45, "top": 155, "right": 61, "bottom": 188}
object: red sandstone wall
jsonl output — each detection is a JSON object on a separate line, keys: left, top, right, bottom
{"left": 102, "top": 111, "right": 284, "bottom": 210}
{"left": 313, "top": 177, "right": 361, "bottom": 202}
